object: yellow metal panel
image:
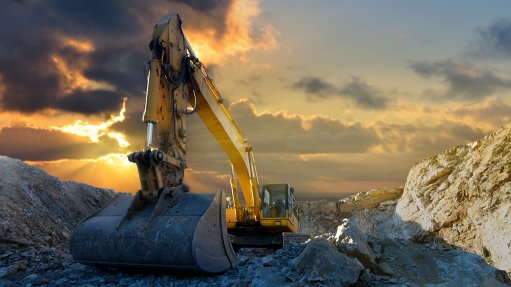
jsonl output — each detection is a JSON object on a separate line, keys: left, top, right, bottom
{"left": 260, "top": 218, "right": 299, "bottom": 233}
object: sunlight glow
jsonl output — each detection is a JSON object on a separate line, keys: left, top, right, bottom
{"left": 52, "top": 97, "right": 130, "bottom": 148}
{"left": 26, "top": 155, "right": 139, "bottom": 193}
{"left": 185, "top": 0, "right": 279, "bottom": 65}
{"left": 97, "top": 153, "right": 133, "bottom": 166}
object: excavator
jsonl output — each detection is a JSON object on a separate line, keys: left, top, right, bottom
{"left": 69, "top": 14, "right": 302, "bottom": 273}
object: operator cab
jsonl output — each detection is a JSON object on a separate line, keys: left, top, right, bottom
{"left": 261, "top": 183, "right": 297, "bottom": 220}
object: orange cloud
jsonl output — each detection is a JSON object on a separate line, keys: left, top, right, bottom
{"left": 51, "top": 35, "right": 114, "bottom": 93}
{"left": 58, "top": 35, "right": 95, "bottom": 53}
{"left": 52, "top": 97, "right": 130, "bottom": 148}
{"left": 185, "top": 0, "right": 279, "bottom": 64}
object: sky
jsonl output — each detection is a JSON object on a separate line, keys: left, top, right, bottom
{"left": 1, "top": 0, "right": 511, "bottom": 200}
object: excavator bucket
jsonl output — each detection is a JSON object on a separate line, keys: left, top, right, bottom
{"left": 69, "top": 189, "right": 237, "bottom": 273}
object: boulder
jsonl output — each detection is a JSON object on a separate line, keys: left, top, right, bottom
{"left": 334, "top": 219, "right": 377, "bottom": 269}
{"left": 292, "top": 238, "right": 363, "bottom": 286}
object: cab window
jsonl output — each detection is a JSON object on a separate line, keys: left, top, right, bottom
{"left": 261, "top": 184, "right": 288, "bottom": 218}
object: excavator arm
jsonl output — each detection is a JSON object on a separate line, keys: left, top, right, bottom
{"left": 187, "top": 59, "right": 261, "bottom": 221}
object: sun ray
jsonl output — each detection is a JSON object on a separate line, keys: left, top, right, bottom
{"left": 51, "top": 97, "right": 129, "bottom": 148}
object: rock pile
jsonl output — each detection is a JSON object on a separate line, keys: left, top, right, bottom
{"left": 0, "top": 156, "right": 115, "bottom": 253}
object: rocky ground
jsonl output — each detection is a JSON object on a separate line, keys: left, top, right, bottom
{"left": 1, "top": 122, "right": 511, "bottom": 287}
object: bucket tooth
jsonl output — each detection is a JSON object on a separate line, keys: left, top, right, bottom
{"left": 69, "top": 190, "right": 237, "bottom": 273}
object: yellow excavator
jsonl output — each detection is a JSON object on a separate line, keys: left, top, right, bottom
{"left": 69, "top": 14, "right": 301, "bottom": 273}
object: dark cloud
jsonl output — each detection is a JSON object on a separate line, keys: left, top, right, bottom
{"left": 469, "top": 18, "right": 511, "bottom": 59}
{"left": 55, "top": 91, "right": 124, "bottom": 115}
{"left": 292, "top": 77, "right": 337, "bottom": 98}
{"left": 292, "top": 76, "right": 390, "bottom": 109}
{"left": 45, "top": 1, "right": 142, "bottom": 35}
{"left": 179, "top": 0, "right": 231, "bottom": 13}
{"left": 0, "top": 125, "right": 120, "bottom": 161}
{"left": 339, "top": 77, "right": 389, "bottom": 109}
{"left": 0, "top": 0, "right": 233, "bottom": 115}
{"left": 410, "top": 60, "right": 511, "bottom": 101}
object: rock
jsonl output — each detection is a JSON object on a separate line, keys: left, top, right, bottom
{"left": 21, "top": 274, "right": 39, "bottom": 284}
{"left": 260, "top": 255, "right": 274, "bottom": 267}
{"left": 0, "top": 279, "right": 15, "bottom": 287}
{"left": 336, "top": 187, "right": 403, "bottom": 214}
{"left": 334, "top": 219, "right": 377, "bottom": 270}
{"left": 0, "top": 261, "right": 27, "bottom": 278}
{"left": 379, "top": 200, "right": 397, "bottom": 207}
{"left": 394, "top": 123, "right": 511, "bottom": 272}
{"left": 14, "top": 260, "right": 27, "bottom": 271}
{"left": 292, "top": 238, "right": 363, "bottom": 286}
{"left": 377, "top": 262, "right": 394, "bottom": 276}
{"left": 297, "top": 200, "right": 340, "bottom": 235}
{"left": 55, "top": 278, "right": 69, "bottom": 285}
{"left": 435, "top": 249, "right": 511, "bottom": 286}
{"left": 0, "top": 268, "right": 8, "bottom": 278}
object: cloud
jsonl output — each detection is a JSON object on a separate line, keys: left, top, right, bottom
{"left": 228, "top": 100, "right": 381, "bottom": 154}
{"left": 0, "top": 0, "right": 274, "bottom": 115}
{"left": 452, "top": 96, "right": 511, "bottom": 127}
{"left": 468, "top": 18, "right": 511, "bottom": 59}
{"left": 0, "top": 125, "right": 120, "bottom": 161}
{"left": 0, "top": 98, "right": 130, "bottom": 161}
{"left": 292, "top": 77, "right": 337, "bottom": 98}
{"left": 52, "top": 97, "right": 129, "bottom": 148}
{"left": 184, "top": 0, "right": 279, "bottom": 64}
{"left": 339, "top": 77, "right": 389, "bottom": 109}
{"left": 0, "top": 1, "right": 142, "bottom": 114}
{"left": 182, "top": 100, "right": 380, "bottom": 160}
{"left": 410, "top": 60, "right": 511, "bottom": 101}
{"left": 292, "top": 76, "right": 390, "bottom": 109}
{"left": 54, "top": 90, "right": 125, "bottom": 115}
{"left": 374, "top": 120, "right": 485, "bottom": 157}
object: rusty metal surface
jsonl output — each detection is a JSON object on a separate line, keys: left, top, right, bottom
{"left": 69, "top": 190, "right": 237, "bottom": 273}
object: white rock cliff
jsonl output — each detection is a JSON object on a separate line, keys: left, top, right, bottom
{"left": 395, "top": 122, "right": 511, "bottom": 272}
